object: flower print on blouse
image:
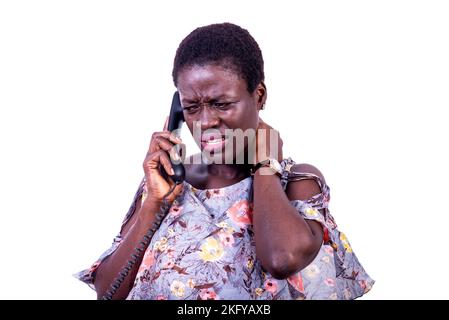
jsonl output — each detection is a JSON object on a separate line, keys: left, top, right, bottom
{"left": 75, "top": 158, "right": 374, "bottom": 300}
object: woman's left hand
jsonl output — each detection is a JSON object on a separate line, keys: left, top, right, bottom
{"left": 253, "top": 117, "right": 283, "bottom": 164}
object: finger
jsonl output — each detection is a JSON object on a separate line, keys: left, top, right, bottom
{"left": 167, "top": 182, "right": 184, "bottom": 201}
{"left": 257, "top": 118, "right": 270, "bottom": 130}
{"left": 152, "top": 131, "right": 183, "bottom": 144}
{"left": 150, "top": 136, "right": 177, "bottom": 154}
{"left": 149, "top": 133, "right": 182, "bottom": 154}
{"left": 145, "top": 150, "right": 174, "bottom": 176}
{"left": 258, "top": 117, "right": 275, "bottom": 131}
{"left": 163, "top": 116, "right": 169, "bottom": 131}
{"left": 262, "top": 121, "right": 273, "bottom": 130}
{"left": 173, "top": 182, "right": 184, "bottom": 197}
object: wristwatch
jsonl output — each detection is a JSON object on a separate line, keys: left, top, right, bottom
{"left": 250, "top": 158, "right": 283, "bottom": 177}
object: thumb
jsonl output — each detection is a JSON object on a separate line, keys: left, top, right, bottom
{"left": 163, "top": 116, "right": 169, "bottom": 131}
{"left": 168, "top": 183, "right": 184, "bottom": 203}
{"left": 174, "top": 182, "right": 184, "bottom": 195}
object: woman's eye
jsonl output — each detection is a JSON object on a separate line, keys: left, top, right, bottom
{"left": 213, "top": 102, "right": 231, "bottom": 110}
{"left": 184, "top": 105, "right": 200, "bottom": 113}
{"left": 184, "top": 102, "right": 233, "bottom": 113}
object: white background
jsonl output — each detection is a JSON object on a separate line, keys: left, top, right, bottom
{"left": 1, "top": 0, "right": 448, "bottom": 299}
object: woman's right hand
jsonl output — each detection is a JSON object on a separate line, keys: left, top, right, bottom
{"left": 142, "top": 117, "right": 184, "bottom": 207}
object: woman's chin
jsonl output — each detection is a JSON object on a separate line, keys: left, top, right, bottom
{"left": 200, "top": 151, "right": 249, "bottom": 165}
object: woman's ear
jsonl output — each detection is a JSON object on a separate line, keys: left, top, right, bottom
{"left": 255, "top": 82, "right": 267, "bottom": 111}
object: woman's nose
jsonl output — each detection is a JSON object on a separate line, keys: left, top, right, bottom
{"left": 199, "top": 106, "right": 220, "bottom": 130}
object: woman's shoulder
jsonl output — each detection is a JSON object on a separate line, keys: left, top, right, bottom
{"left": 289, "top": 163, "right": 326, "bottom": 183}
{"left": 281, "top": 158, "right": 327, "bottom": 201}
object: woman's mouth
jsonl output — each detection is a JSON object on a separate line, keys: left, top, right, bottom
{"left": 200, "top": 137, "right": 229, "bottom": 152}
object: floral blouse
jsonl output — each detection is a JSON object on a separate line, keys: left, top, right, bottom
{"left": 75, "top": 158, "right": 374, "bottom": 300}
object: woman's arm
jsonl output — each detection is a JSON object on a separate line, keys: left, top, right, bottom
{"left": 253, "top": 163, "right": 324, "bottom": 279}
{"left": 94, "top": 119, "right": 184, "bottom": 299}
{"left": 93, "top": 198, "right": 162, "bottom": 299}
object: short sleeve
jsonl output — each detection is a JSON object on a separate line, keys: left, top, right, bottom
{"left": 280, "top": 158, "right": 375, "bottom": 299}
{"left": 73, "top": 178, "right": 146, "bottom": 289}
{"left": 280, "top": 158, "right": 337, "bottom": 243}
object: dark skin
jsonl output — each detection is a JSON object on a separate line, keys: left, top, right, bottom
{"left": 94, "top": 63, "right": 325, "bottom": 299}
{"left": 178, "top": 65, "right": 324, "bottom": 278}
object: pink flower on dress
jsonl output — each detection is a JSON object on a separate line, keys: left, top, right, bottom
{"left": 156, "top": 295, "right": 167, "bottom": 300}
{"left": 218, "top": 231, "right": 235, "bottom": 247}
{"left": 137, "top": 250, "right": 155, "bottom": 273}
{"left": 359, "top": 280, "right": 372, "bottom": 292}
{"left": 324, "top": 245, "right": 334, "bottom": 255}
{"left": 226, "top": 200, "right": 253, "bottom": 227}
{"left": 199, "top": 288, "right": 219, "bottom": 300}
{"left": 324, "top": 278, "right": 335, "bottom": 287}
{"left": 89, "top": 262, "right": 100, "bottom": 274}
{"left": 169, "top": 205, "right": 183, "bottom": 217}
{"left": 287, "top": 273, "right": 304, "bottom": 293}
{"left": 206, "top": 189, "right": 225, "bottom": 198}
{"left": 263, "top": 279, "right": 278, "bottom": 294}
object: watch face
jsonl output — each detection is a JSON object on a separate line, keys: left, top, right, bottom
{"left": 251, "top": 158, "right": 282, "bottom": 176}
{"left": 270, "top": 159, "right": 282, "bottom": 174}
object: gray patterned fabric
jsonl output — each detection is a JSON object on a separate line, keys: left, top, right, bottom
{"left": 75, "top": 157, "right": 374, "bottom": 300}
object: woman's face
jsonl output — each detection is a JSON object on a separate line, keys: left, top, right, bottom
{"left": 177, "top": 64, "right": 265, "bottom": 164}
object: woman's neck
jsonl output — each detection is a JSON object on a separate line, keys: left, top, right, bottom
{"left": 207, "top": 163, "right": 251, "bottom": 180}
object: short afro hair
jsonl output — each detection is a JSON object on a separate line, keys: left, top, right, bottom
{"left": 172, "top": 22, "right": 264, "bottom": 93}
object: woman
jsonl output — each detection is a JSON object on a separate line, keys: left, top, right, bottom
{"left": 76, "top": 23, "right": 374, "bottom": 300}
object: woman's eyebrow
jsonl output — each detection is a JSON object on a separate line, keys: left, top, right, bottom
{"left": 212, "top": 94, "right": 235, "bottom": 101}
{"left": 182, "top": 98, "right": 196, "bottom": 104}
{"left": 182, "top": 94, "right": 234, "bottom": 104}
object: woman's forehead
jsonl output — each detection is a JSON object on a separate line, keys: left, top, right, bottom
{"left": 177, "top": 64, "right": 246, "bottom": 100}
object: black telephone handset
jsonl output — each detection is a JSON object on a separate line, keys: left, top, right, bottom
{"left": 102, "top": 92, "right": 186, "bottom": 300}
{"left": 165, "top": 91, "right": 185, "bottom": 184}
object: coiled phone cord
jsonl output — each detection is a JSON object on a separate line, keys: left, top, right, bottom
{"left": 101, "top": 183, "right": 178, "bottom": 300}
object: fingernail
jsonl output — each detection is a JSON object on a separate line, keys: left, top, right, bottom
{"left": 170, "top": 168, "right": 175, "bottom": 175}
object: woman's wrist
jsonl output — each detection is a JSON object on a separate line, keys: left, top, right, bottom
{"left": 138, "top": 199, "right": 164, "bottom": 223}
